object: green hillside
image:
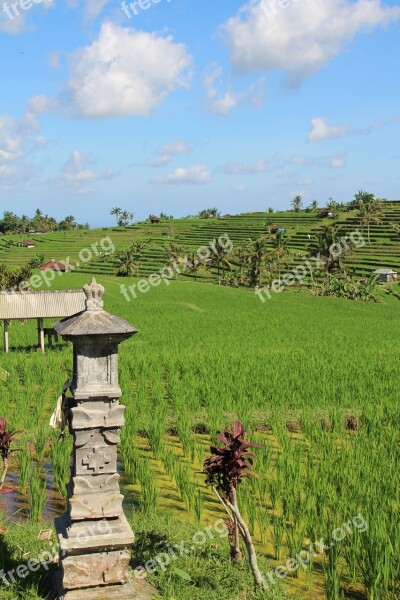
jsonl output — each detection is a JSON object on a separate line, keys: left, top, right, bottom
{"left": 1, "top": 201, "right": 400, "bottom": 282}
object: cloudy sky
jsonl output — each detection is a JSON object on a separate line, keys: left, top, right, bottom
{"left": 0, "top": 0, "right": 399, "bottom": 225}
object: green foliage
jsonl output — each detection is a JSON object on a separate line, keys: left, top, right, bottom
{"left": 0, "top": 275, "right": 399, "bottom": 598}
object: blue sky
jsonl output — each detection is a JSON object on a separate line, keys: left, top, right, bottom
{"left": 0, "top": 0, "right": 399, "bottom": 226}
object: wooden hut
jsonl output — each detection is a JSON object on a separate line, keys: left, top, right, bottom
{"left": 0, "top": 290, "right": 85, "bottom": 352}
{"left": 373, "top": 268, "right": 399, "bottom": 283}
{"left": 40, "top": 260, "right": 67, "bottom": 272}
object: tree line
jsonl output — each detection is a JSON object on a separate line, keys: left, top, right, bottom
{"left": 0, "top": 210, "right": 89, "bottom": 234}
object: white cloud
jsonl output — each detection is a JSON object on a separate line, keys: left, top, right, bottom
{"left": 219, "top": 158, "right": 270, "bottom": 174}
{"left": 204, "top": 65, "right": 265, "bottom": 116}
{"left": 0, "top": 0, "right": 54, "bottom": 35}
{"left": 329, "top": 155, "right": 346, "bottom": 168}
{"left": 59, "top": 149, "right": 114, "bottom": 194}
{"left": 47, "top": 51, "right": 61, "bottom": 68}
{"left": 66, "top": 0, "right": 111, "bottom": 21}
{"left": 146, "top": 140, "right": 191, "bottom": 167}
{"left": 67, "top": 22, "right": 192, "bottom": 118}
{"left": 233, "top": 185, "right": 246, "bottom": 192}
{"left": 308, "top": 114, "right": 400, "bottom": 142}
{"left": 290, "top": 156, "right": 313, "bottom": 166}
{"left": 308, "top": 117, "right": 349, "bottom": 142}
{"left": 0, "top": 110, "right": 46, "bottom": 188}
{"left": 27, "top": 95, "right": 59, "bottom": 114}
{"left": 152, "top": 165, "right": 211, "bottom": 185}
{"left": 223, "top": 0, "right": 400, "bottom": 85}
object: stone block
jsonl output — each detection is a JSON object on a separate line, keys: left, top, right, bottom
{"left": 71, "top": 403, "right": 125, "bottom": 430}
{"left": 61, "top": 550, "right": 131, "bottom": 589}
{"left": 56, "top": 513, "right": 134, "bottom": 554}
{"left": 75, "top": 445, "right": 117, "bottom": 476}
{"left": 72, "top": 473, "right": 120, "bottom": 495}
{"left": 69, "top": 490, "right": 124, "bottom": 520}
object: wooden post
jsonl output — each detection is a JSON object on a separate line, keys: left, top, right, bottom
{"left": 4, "top": 320, "right": 9, "bottom": 353}
{"left": 38, "top": 318, "right": 45, "bottom": 353}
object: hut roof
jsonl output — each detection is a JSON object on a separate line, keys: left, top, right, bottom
{"left": 374, "top": 268, "right": 398, "bottom": 275}
{"left": 0, "top": 290, "right": 86, "bottom": 321}
{"left": 40, "top": 261, "right": 67, "bottom": 271}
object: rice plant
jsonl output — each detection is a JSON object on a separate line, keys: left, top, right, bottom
{"left": 29, "top": 466, "right": 47, "bottom": 522}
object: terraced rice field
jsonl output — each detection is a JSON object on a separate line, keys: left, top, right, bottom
{"left": 1, "top": 202, "right": 399, "bottom": 282}
{"left": 0, "top": 274, "right": 399, "bottom": 599}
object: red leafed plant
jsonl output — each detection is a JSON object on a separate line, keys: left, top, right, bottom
{"left": 0, "top": 417, "right": 23, "bottom": 490}
{"left": 204, "top": 420, "right": 267, "bottom": 590}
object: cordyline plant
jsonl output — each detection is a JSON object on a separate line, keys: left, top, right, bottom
{"left": 204, "top": 420, "right": 267, "bottom": 590}
{"left": 0, "top": 417, "right": 23, "bottom": 490}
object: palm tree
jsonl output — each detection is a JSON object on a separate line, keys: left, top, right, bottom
{"left": 308, "top": 200, "right": 318, "bottom": 212}
{"left": 110, "top": 207, "right": 122, "bottom": 225}
{"left": 307, "top": 225, "right": 349, "bottom": 281}
{"left": 20, "top": 215, "right": 29, "bottom": 233}
{"left": 209, "top": 239, "right": 233, "bottom": 285}
{"left": 291, "top": 196, "right": 303, "bottom": 213}
{"left": 118, "top": 211, "right": 130, "bottom": 227}
{"left": 234, "top": 246, "right": 250, "bottom": 281}
{"left": 164, "top": 241, "right": 186, "bottom": 279}
{"left": 114, "top": 249, "right": 137, "bottom": 277}
{"left": 353, "top": 190, "right": 375, "bottom": 210}
{"left": 65, "top": 215, "right": 77, "bottom": 229}
{"left": 271, "top": 231, "right": 289, "bottom": 279}
{"left": 358, "top": 201, "right": 383, "bottom": 244}
{"left": 247, "top": 237, "right": 269, "bottom": 287}
{"left": 186, "top": 252, "right": 202, "bottom": 278}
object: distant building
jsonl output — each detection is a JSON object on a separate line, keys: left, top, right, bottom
{"left": 270, "top": 225, "right": 286, "bottom": 234}
{"left": 40, "top": 260, "right": 67, "bottom": 272}
{"left": 21, "top": 240, "right": 36, "bottom": 248}
{"left": 373, "top": 268, "right": 398, "bottom": 283}
{"left": 317, "top": 209, "right": 334, "bottom": 218}
{"left": 0, "top": 289, "right": 85, "bottom": 352}
{"left": 34, "top": 228, "right": 47, "bottom": 234}
{"left": 149, "top": 216, "right": 161, "bottom": 224}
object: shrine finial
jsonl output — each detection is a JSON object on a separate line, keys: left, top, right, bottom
{"left": 83, "top": 278, "right": 104, "bottom": 311}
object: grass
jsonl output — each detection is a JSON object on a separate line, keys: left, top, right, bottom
{"left": 0, "top": 274, "right": 399, "bottom": 598}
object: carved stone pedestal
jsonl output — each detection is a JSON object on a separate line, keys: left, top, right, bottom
{"left": 53, "top": 279, "right": 143, "bottom": 598}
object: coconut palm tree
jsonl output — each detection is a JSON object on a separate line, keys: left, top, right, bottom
{"left": 163, "top": 241, "right": 186, "bottom": 279}
{"left": 307, "top": 224, "right": 350, "bottom": 282}
{"left": 291, "top": 196, "right": 303, "bottom": 213}
{"left": 271, "top": 231, "right": 289, "bottom": 279}
{"left": 208, "top": 239, "right": 233, "bottom": 285}
{"left": 247, "top": 237, "right": 269, "bottom": 287}
{"left": 358, "top": 201, "right": 383, "bottom": 244}
{"left": 353, "top": 190, "right": 375, "bottom": 210}
{"left": 110, "top": 207, "right": 122, "bottom": 225}
{"left": 308, "top": 200, "right": 318, "bottom": 212}
{"left": 114, "top": 248, "right": 137, "bottom": 277}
